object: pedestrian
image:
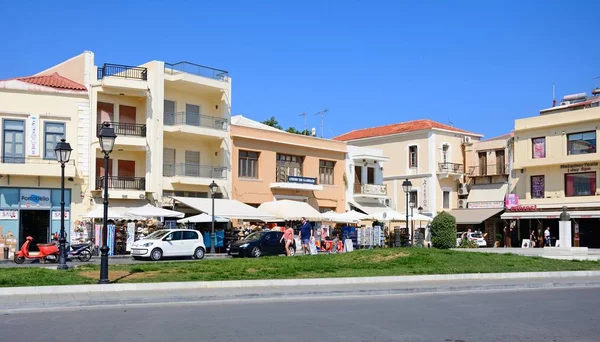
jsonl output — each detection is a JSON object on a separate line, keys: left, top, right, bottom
{"left": 279, "top": 223, "right": 294, "bottom": 256}
{"left": 538, "top": 228, "right": 544, "bottom": 248}
{"left": 503, "top": 225, "right": 509, "bottom": 248}
{"left": 298, "top": 217, "right": 313, "bottom": 255}
{"left": 545, "top": 227, "right": 551, "bottom": 247}
{"left": 529, "top": 229, "right": 536, "bottom": 248}
{"left": 507, "top": 227, "right": 513, "bottom": 248}
{"left": 332, "top": 233, "right": 340, "bottom": 254}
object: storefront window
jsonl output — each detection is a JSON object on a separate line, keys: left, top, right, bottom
{"left": 532, "top": 137, "right": 545, "bottom": 159}
{"left": 531, "top": 175, "right": 545, "bottom": 199}
{"left": 567, "top": 131, "right": 596, "bottom": 155}
{"left": 565, "top": 172, "right": 597, "bottom": 197}
{"left": 51, "top": 189, "right": 71, "bottom": 208}
{"left": 0, "top": 188, "right": 19, "bottom": 208}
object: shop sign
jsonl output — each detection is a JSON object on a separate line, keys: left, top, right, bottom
{"left": 20, "top": 189, "right": 51, "bottom": 208}
{"left": 560, "top": 162, "right": 599, "bottom": 173}
{"left": 362, "top": 184, "right": 386, "bottom": 195}
{"left": 27, "top": 115, "right": 40, "bottom": 156}
{"left": 422, "top": 179, "right": 428, "bottom": 212}
{"left": 505, "top": 194, "right": 519, "bottom": 208}
{"left": 508, "top": 205, "right": 537, "bottom": 212}
{"left": 287, "top": 176, "right": 317, "bottom": 185}
{"left": 468, "top": 201, "right": 504, "bottom": 209}
{"left": 51, "top": 211, "right": 70, "bottom": 220}
{"left": 0, "top": 210, "right": 18, "bottom": 220}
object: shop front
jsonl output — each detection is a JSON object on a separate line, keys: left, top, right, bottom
{"left": 0, "top": 187, "right": 71, "bottom": 254}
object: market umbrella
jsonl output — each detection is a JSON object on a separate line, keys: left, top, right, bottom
{"left": 128, "top": 204, "right": 185, "bottom": 218}
{"left": 81, "top": 206, "right": 130, "bottom": 219}
{"left": 177, "top": 213, "right": 229, "bottom": 223}
{"left": 371, "top": 210, "right": 406, "bottom": 221}
{"left": 322, "top": 210, "right": 372, "bottom": 223}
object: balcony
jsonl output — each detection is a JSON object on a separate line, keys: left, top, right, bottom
{"left": 163, "top": 112, "right": 228, "bottom": 139}
{"left": 163, "top": 163, "right": 228, "bottom": 187}
{"left": 164, "top": 62, "right": 228, "bottom": 82}
{"left": 468, "top": 164, "right": 509, "bottom": 177}
{"left": 96, "top": 176, "right": 146, "bottom": 190}
{"left": 94, "top": 122, "right": 147, "bottom": 150}
{"left": 354, "top": 184, "right": 387, "bottom": 197}
{"left": 96, "top": 63, "right": 148, "bottom": 91}
{"left": 437, "top": 162, "right": 464, "bottom": 179}
{"left": 1, "top": 157, "right": 76, "bottom": 178}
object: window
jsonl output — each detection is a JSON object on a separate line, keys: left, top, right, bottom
{"left": 532, "top": 137, "right": 546, "bottom": 159}
{"left": 182, "top": 231, "right": 198, "bottom": 240}
{"left": 367, "top": 167, "right": 375, "bottom": 184}
{"left": 409, "top": 145, "right": 418, "bottom": 168}
{"left": 531, "top": 175, "right": 545, "bottom": 199}
{"left": 185, "top": 104, "right": 200, "bottom": 126}
{"left": 163, "top": 148, "right": 176, "bottom": 176}
{"left": 443, "top": 191, "right": 450, "bottom": 209}
{"left": 565, "top": 172, "right": 596, "bottom": 197}
{"left": 164, "top": 100, "right": 176, "bottom": 125}
{"left": 567, "top": 131, "right": 596, "bottom": 155}
{"left": 239, "top": 150, "right": 259, "bottom": 178}
{"left": 44, "top": 122, "right": 66, "bottom": 160}
{"left": 276, "top": 154, "right": 303, "bottom": 182}
{"left": 166, "top": 231, "right": 183, "bottom": 241}
{"left": 2, "top": 119, "right": 25, "bottom": 163}
{"left": 184, "top": 151, "right": 200, "bottom": 177}
{"left": 409, "top": 191, "right": 418, "bottom": 207}
{"left": 319, "top": 160, "right": 335, "bottom": 185}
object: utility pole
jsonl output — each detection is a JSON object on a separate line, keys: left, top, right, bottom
{"left": 314, "top": 109, "right": 328, "bottom": 138}
{"left": 299, "top": 112, "right": 307, "bottom": 132}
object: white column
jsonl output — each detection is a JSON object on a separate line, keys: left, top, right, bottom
{"left": 558, "top": 221, "right": 572, "bottom": 248}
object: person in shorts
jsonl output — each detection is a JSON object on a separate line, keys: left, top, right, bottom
{"left": 299, "top": 217, "right": 313, "bottom": 255}
{"left": 279, "top": 223, "right": 295, "bottom": 256}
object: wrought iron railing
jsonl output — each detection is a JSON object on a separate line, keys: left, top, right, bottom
{"left": 468, "top": 164, "right": 509, "bottom": 177}
{"left": 164, "top": 62, "right": 229, "bottom": 81}
{"left": 96, "top": 176, "right": 146, "bottom": 190}
{"left": 97, "top": 63, "right": 148, "bottom": 81}
{"left": 163, "top": 112, "right": 228, "bottom": 130}
{"left": 163, "top": 163, "right": 227, "bottom": 179}
{"left": 438, "top": 162, "right": 465, "bottom": 173}
{"left": 97, "top": 122, "right": 146, "bottom": 137}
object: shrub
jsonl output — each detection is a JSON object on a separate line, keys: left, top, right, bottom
{"left": 495, "top": 234, "right": 503, "bottom": 242}
{"left": 457, "top": 239, "right": 478, "bottom": 248}
{"left": 430, "top": 211, "right": 457, "bottom": 249}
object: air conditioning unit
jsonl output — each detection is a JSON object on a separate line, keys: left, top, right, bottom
{"left": 463, "top": 136, "right": 472, "bottom": 144}
{"left": 458, "top": 199, "right": 467, "bottom": 208}
{"left": 458, "top": 183, "right": 469, "bottom": 195}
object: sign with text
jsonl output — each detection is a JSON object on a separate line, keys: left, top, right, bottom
{"left": 505, "top": 194, "right": 519, "bottom": 208}
{"left": 508, "top": 205, "right": 537, "bottom": 212}
{"left": 422, "top": 179, "right": 428, "bottom": 212}
{"left": 20, "top": 189, "right": 51, "bottom": 208}
{"left": 362, "top": 184, "right": 387, "bottom": 195}
{"left": 468, "top": 201, "right": 504, "bottom": 209}
{"left": 0, "top": 210, "right": 18, "bottom": 220}
{"left": 27, "top": 115, "right": 40, "bottom": 156}
{"left": 287, "top": 176, "right": 317, "bottom": 185}
{"left": 560, "top": 162, "right": 599, "bottom": 173}
{"left": 51, "top": 211, "right": 70, "bottom": 220}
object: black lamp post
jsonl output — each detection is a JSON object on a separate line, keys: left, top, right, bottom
{"left": 54, "top": 138, "right": 72, "bottom": 270}
{"left": 98, "top": 122, "right": 116, "bottom": 284}
{"left": 209, "top": 180, "right": 218, "bottom": 254}
{"left": 402, "top": 179, "right": 412, "bottom": 245}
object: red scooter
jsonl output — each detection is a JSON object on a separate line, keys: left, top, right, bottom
{"left": 14, "top": 236, "right": 60, "bottom": 264}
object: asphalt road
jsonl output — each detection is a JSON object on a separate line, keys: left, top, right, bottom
{"left": 1, "top": 288, "right": 598, "bottom": 342}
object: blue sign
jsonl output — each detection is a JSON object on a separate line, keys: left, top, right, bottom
{"left": 20, "top": 189, "right": 51, "bottom": 208}
{"left": 287, "top": 176, "right": 317, "bottom": 185}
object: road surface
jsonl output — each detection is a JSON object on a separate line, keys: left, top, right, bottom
{"left": 1, "top": 287, "right": 598, "bottom": 341}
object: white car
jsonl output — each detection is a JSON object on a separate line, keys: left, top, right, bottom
{"left": 456, "top": 231, "right": 487, "bottom": 247}
{"left": 131, "top": 229, "right": 206, "bottom": 261}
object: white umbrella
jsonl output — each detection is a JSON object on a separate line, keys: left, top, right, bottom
{"left": 322, "top": 210, "right": 372, "bottom": 223}
{"left": 372, "top": 210, "right": 406, "bottom": 221}
{"left": 410, "top": 212, "right": 434, "bottom": 222}
{"left": 177, "top": 213, "right": 229, "bottom": 223}
{"left": 82, "top": 206, "right": 129, "bottom": 219}
{"left": 128, "top": 204, "right": 185, "bottom": 218}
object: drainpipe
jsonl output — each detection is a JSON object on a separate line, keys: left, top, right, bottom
{"left": 507, "top": 137, "right": 514, "bottom": 194}
{"left": 461, "top": 140, "right": 467, "bottom": 181}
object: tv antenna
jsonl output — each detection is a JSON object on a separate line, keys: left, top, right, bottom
{"left": 299, "top": 112, "right": 307, "bottom": 132}
{"left": 315, "top": 109, "right": 328, "bottom": 138}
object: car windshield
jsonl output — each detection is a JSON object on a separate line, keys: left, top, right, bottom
{"left": 243, "top": 232, "right": 264, "bottom": 242}
{"left": 470, "top": 233, "right": 483, "bottom": 238}
{"left": 144, "top": 230, "right": 171, "bottom": 240}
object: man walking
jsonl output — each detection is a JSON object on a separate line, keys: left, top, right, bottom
{"left": 545, "top": 227, "right": 551, "bottom": 247}
{"left": 299, "top": 217, "right": 313, "bottom": 255}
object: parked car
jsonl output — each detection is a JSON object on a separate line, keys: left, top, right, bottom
{"left": 131, "top": 229, "right": 206, "bottom": 261}
{"left": 228, "top": 231, "right": 296, "bottom": 258}
{"left": 456, "top": 231, "right": 487, "bottom": 247}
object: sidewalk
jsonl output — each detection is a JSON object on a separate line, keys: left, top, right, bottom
{"left": 453, "top": 247, "right": 600, "bottom": 261}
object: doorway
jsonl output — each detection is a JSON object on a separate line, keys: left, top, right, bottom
{"left": 20, "top": 210, "right": 51, "bottom": 252}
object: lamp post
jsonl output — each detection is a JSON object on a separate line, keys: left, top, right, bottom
{"left": 209, "top": 180, "right": 218, "bottom": 254}
{"left": 402, "top": 179, "right": 412, "bottom": 246}
{"left": 98, "top": 122, "right": 116, "bottom": 284}
{"left": 54, "top": 138, "right": 72, "bottom": 270}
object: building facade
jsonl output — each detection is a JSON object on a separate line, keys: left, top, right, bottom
{"left": 507, "top": 90, "right": 600, "bottom": 247}
{"left": 344, "top": 145, "right": 390, "bottom": 212}
{"left": 334, "top": 120, "right": 482, "bottom": 217}
{"left": 231, "top": 115, "right": 346, "bottom": 212}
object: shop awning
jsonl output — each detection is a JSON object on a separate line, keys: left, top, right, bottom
{"left": 448, "top": 208, "right": 504, "bottom": 224}
{"left": 257, "top": 200, "right": 322, "bottom": 221}
{"left": 500, "top": 211, "right": 561, "bottom": 220}
{"left": 177, "top": 213, "right": 229, "bottom": 223}
{"left": 82, "top": 206, "right": 145, "bottom": 220}
{"left": 171, "top": 197, "right": 274, "bottom": 220}
{"left": 349, "top": 199, "right": 391, "bottom": 215}
{"left": 570, "top": 211, "right": 600, "bottom": 219}
{"left": 128, "top": 204, "right": 185, "bottom": 218}
{"left": 467, "top": 183, "right": 508, "bottom": 208}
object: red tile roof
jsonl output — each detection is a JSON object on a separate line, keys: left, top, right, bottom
{"left": 333, "top": 119, "right": 481, "bottom": 141}
{"left": 12, "top": 72, "right": 86, "bottom": 91}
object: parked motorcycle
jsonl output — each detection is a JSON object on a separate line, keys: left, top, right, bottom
{"left": 66, "top": 242, "right": 93, "bottom": 262}
{"left": 14, "top": 236, "right": 59, "bottom": 264}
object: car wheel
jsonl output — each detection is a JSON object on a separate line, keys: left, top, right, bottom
{"left": 251, "top": 247, "right": 261, "bottom": 258}
{"left": 150, "top": 248, "right": 163, "bottom": 261}
{"left": 194, "top": 247, "right": 205, "bottom": 260}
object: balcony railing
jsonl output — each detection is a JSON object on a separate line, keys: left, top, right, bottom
{"left": 97, "top": 63, "right": 148, "bottom": 81}
{"left": 468, "top": 164, "right": 509, "bottom": 177}
{"left": 163, "top": 112, "right": 228, "bottom": 131}
{"left": 163, "top": 163, "right": 227, "bottom": 179}
{"left": 97, "top": 122, "right": 147, "bottom": 137}
{"left": 354, "top": 183, "right": 387, "bottom": 196}
{"left": 164, "top": 62, "right": 229, "bottom": 81}
{"left": 438, "top": 162, "right": 465, "bottom": 174}
{"left": 96, "top": 176, "right": 146, "bottom": 190}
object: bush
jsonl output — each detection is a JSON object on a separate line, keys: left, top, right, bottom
{"left": 495, "top": 234, "right": 503, "bottom": 242}
{"left": 457, "top": 239, "right": 478, "bottom": 248}
{"left": 430, "top": 211, "right": 457, "bottom": 249}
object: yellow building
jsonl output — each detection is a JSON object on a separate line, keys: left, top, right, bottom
{"left": 0, "top": 73, "right": 88, "bottom": 249}
{"left": 506, "top": 90, "right": 600, "bottom": 248}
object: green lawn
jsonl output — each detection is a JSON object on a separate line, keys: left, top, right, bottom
{"left": 2, "top": 248, "right": 600, "bottom": 287}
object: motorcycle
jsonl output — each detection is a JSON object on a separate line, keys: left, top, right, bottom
{"left": 66, "top": 242, "right": 93, "bottom": 262}
{"left": 14, "top": 236, "right": 59, "bottom": 264}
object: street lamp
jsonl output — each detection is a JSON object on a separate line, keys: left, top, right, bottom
{"left": 209, "top": 180, "right": 218, "bottom": 254}
{"left": 98, "top": 122, "right": 116, "bottom": 284}
{"left": 402, "top": 179, "right": 412, "bottom": 245}
{"left": 54, "top": 138, "right": 72, "bottom": 270}
{"left": 418, "top": 206, "right": 423, "bottom": 215}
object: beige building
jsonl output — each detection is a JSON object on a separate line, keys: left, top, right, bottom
{"left": 231, "top": 115, "right": 346, "bottom": 213}
{"left": 0, "top": 73, "right": 89, "bottom": 249}
{"left": 334, "top": 119, "right": 482, "bottom": 217}
{"left": 506, "top": 90, "right": 600, "bottom": 247}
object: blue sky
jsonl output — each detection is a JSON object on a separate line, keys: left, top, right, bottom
{"left": 1, "top": 0, "right": 598, "bottom": 139}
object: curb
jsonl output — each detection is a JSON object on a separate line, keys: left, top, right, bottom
{"left": 2, "top": 270, "right": 600, "bottom": 296}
